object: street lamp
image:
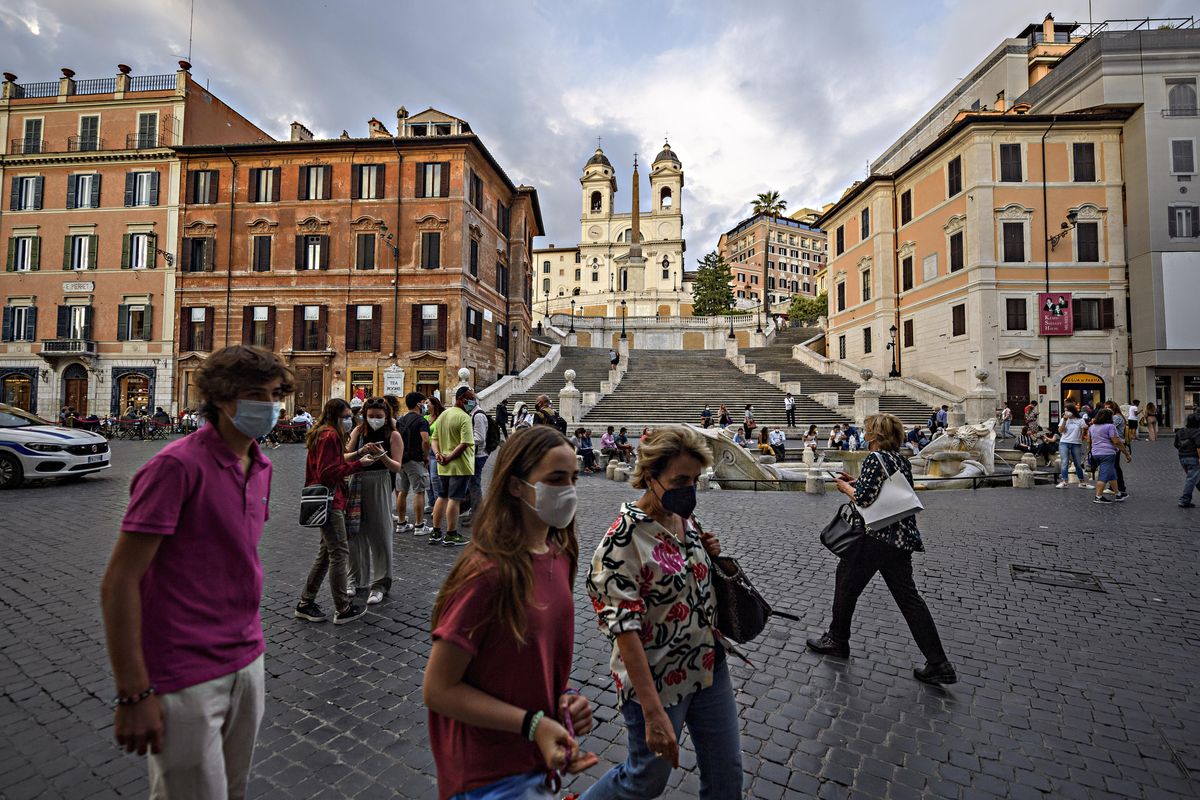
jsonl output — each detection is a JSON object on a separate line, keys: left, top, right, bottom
{"left": 620, "top": 299, "right": 627, "bottom": 340}
{"left": 379, "top": 224, "right": 401, "bottom": 357}
{"left": 569, "top": 299, "right": 576, "bottom": 333}
{"left": 886, "top": 323, "right": 900, "bottom": 377}
{"left": 153, "top": 247, "right": 175, "bottom": 267}
{"left": 1048, "top": 209, "right": 1080, "bottom": 251}
{"left": 728, "top": 297, "right": 736, "bottom": 339}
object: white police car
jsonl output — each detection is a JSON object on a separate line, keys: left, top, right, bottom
{"left": 0, "top": 403, "right": 111, "bottom": 489}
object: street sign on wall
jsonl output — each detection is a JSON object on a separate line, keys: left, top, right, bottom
{"left": 383, "top": 366, "right": 405, "bottom": 396}
{"left": 1038, "top": 292, "right": 1073, "bottom": 336}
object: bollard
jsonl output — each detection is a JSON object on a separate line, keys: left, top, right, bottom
{"left": 1012, "top": 463, "right": 1035, "bottom": 489}
{"left": 806, "top": 473, "right": 826, "bottom": 495}
{"left": 606, "top": 461, "right": 619, "bottom": 480}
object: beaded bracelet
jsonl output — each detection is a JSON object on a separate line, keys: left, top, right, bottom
{"left": 113, "top": 685, "right": 156, "bottom": 708}
{"left": 525, "top": 710, "right": 545, "bottom": 742}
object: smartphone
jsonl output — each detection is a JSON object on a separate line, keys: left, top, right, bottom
{"left": 826, "top": 471, "right": 841, "bottom": 481}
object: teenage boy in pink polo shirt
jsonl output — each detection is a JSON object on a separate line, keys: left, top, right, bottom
{"left": 101, "top": 345, "right": 293, "bottom": 798}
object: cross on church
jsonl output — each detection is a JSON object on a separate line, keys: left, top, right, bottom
{"left": 596, "top": 136, "right": 602, "bottom": 149}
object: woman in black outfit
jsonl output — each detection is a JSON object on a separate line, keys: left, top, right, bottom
{"left": 807, "top": 412, "right": 957, "bottom": 685}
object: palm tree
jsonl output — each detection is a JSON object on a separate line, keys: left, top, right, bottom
{"left": 752, "top": 191, "right": 787, "bottom": 218}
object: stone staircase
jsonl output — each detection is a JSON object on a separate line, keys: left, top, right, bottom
{"left": 580, "top": 349, "right": 852, "bottom": 432}
{"left": 505, "top": 347, "right": 613, "bottom": 414}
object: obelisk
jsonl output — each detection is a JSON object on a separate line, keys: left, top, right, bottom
{"left": 625, "top": 154, "right": 646, "bottom": 292}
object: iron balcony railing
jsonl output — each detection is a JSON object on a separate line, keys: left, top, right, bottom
{"left": 9, "top": 138, "right": 46, "bottom": 154}
{"left": 14, "top": 81, "right": 57, "bottom": 98}
{"left": 74, "top": 77, "right": 116, "bottom": 95}
{"left": 1163, "top": 106, "right": 1199, "bottom": 118}
{"left": 67, "top": 135, "right": 104, "bottom": 152}
{"left": 39, "top": 339, "right": 96, "bottom": 356}
{"left": 129, "top": 74, "right": 175, "bottom": 92}
{"left": 126, "top": 132, "right": 161, "bottom": 149}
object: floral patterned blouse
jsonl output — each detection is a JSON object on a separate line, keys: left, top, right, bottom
{"left": 586, "top": 502, "right": 718, "bottom": 711}
{"left": 855, "top": 450, "right": 924, "bottom": 552}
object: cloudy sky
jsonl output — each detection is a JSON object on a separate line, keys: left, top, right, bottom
{"left": 2, "top": 0, "right": 1193, "bottom": 260}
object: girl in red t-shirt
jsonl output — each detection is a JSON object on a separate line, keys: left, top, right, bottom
{"left": 424, "top": 426, "right": 597, "bottom": 799}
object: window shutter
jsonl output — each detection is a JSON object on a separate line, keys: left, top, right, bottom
{"left": 266, "top": 306, "right": 276, "bottom": 351}
{"left": 180, "top": 307, "right": 191, "bottom": 350}
{"left": 5, "top": 239, "right": 14, "bottom": 272}
{"left": 1168, "top": 209, "right": 1178, "bottom": 238}
{"left": 1, "top": 307, "right": 11, "bottom": 342}
{"left": 1071, "top": 298, "right": 1081, "bottom": 324}
{"left": 82, "top": 306, "right": 93, "bottom": 341}
{"left": 317, "top": 306, "right": 328, "bottom": 349}
{"left": 88, "top": 235, "right": 98, "bottom": 269}
{"left": 205, "top": 237, "right": 216, "bottom": 272}
{"left": 1193, "top": 208, "right": 1200, "bottom": 238}
{"left": 319, "top": 235, "right": 330, "bottom": 270}
{"left": 56, "top": 305, "right": 69, "bottom": 338}
{"left": 439, "top": 161, "right": 450, "bottom": 197}
{"left": 248, "top": 168, "right": 259, "bottom": 202}
{"left": 371, "top": 305, "right": 382, "bottom": 351}
{"left": 377, "top": 163, "right": 386, "bottom": 198}
{"left": 322, "top": 165, "right": 332, "bottom": 200}
{"left": 124, "top": 172, "right": 135, "bottom": 207}
{"left": 63, "top": 236, "right": 73, "bottom": 270}
{"left": 295, "top": 235, "right": 305, "bottom": 270}
{"left": 23, "top": 307, "right": 35, "bottom": 341}
{"left": 149, "top": 171, "right": 159, "bottom": 205}
{"left": 117, "top": 304, "right": 129, "bottom": 341}
{"left": 180, "top": 238, "right": 193, "bottom": 272}
{"left": 297, "top": 165, "right": 308, "bottom": 200}
{"left": 271, "top": 168, "right": 281, "bottom": 202}
{"left": 29, "top": 236, "right": 40, "bottom": 271}
{"left": 186, "top": 170, "right": 196, "bottom": 204}
{"left": 292, "top": 305, "right": 303, "bottom": 350}
{"left": 208, "top": 171, "right": 219, "bottom": 204}
{"left": 141, "top": 305, "right": 153, "bottom": 341}
{"left": 147, "top": 233, "right": 158, "bottom": 269}
{"left": 437, "top": 304, "right": 448, "bottom": 350}
{"left": 9, "top": 177, "right": 18, "bottom": 211}
{"left": 66, "top": 175, "right": 78, "bottom": 209}
{"left": 411, "top": 305, "right": 422, "bottom": 350}
{"left": 241, "top": 306, "right": 253, "bottom": 344}
{"left": 203, "top": 307, "right": 214, "bottom": 351}
{"left": 1100, "top": 298, "right": 1115, "bottom": 329}
{"left": 121, "top": 234, "right": 131, "bottom": 269}
{"left": 345, "top": 304, "right": 357, "bottom": 351}
{"left": 350, "top": 165, "right": 361, "bottom": 199}
{"left": 33, "top": 176, "right": 43, "bottom": 209}
{"left": 90, "top": 174, "right": 101, "bottom": 208}
{"left": 415, "top": 163, "right": 426, "bottom": 199}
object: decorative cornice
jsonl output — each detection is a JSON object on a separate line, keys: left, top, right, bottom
{"left": 297, "top": 215, "right": 331, "bottom": 232}
{"left": 995, "top": 203, "right": 1034, "bottom": 219}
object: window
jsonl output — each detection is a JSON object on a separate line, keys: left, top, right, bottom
{"left": 862, "top": 327, "right": 872, "bottom": 354}
{"left": 124, "top": 233, "right": 152, "bottom": 270}
{"left": 947, "top": 156, "right": 962, "bottom": 197}
{"left": 1171, "top": 139, "right": 1196, "bottom": 175}
{"left": 118, "top": 304, "right": 151, "bottom": 342}
{"left": 356, "top": 164, "right": 383, "bottom": 200}
{"left": 421, "top": 231, "right": 440, "bottom": 268}
{"left": 949, "top": 231, "right": 964, "bottom": 272}
{"left": 1169, "top": 204, "right": 1199, "bottom": 238}
{"left": 247, "top": 306, "right": 273, "bottom": 349}
{"left": 182, "top": 236, "right": 213, "bottom": 272}
{"left": 1072, "top": 297, "right": 1115, "bottom": 331}
{"left": 465, "top": 306, "right": 484, "bottom": 341}
{"left": 190, "top": 170, "right": 217, "bottom": 204}
{"left": 496, "top": 322, "right": 507, "bottom": 350}
{"left": 417, "top": 304, "right": 442, "bottom": 350}
{"left": 296, "top": 305, "right": 323, "bottom": 350}
{"left": 542, "top": 277, "right": 551, "bottom": 294}
{"left": 302, "top": 236, "right": 325, "bottom": 270}
{"left": 836, "top": 282, "right": 846, "bottom": 311}
{"left": 347, "top": 305, "right": 379, "bottom": 351}
{"left": 68, "top": 173, "right": 100, "bottom": 209}
{"left": 59, "top": 304, "right": 92, "bottom": 340}
{"left": 253, "top": 236, "right": 272, "bottom": 272}
{"left": 2, "top": 305, "right": 36, "bottom": 342}
{"left": 903, "top": 318, "right": 914, "bottom": 348}
{"left": 543, "top": 261, "right": 551, "bottom": 273}
{"left": 68, "top": 234, "right": 96, "bottom": 270}
{"left": 136, "top": 112, "right": 158, "bottom": 148}
{"left": 469, "top": 170, "right": 484, "bottom": 210}
{"left": 577, "top": 268, "right": 584, "bottom": 281}
{"left": 861, "top": 269, "right": 871, "bottom": 302}
{"left": 22, "top": 118, "right": 43, "bottom": 153}
{"left": 951, "top": 304, "right": 966, "bottom": 336}
{"left": 1076, "top": 222, "right": 1099, "bottom": 262}
{"left": 468, "top": 239, "right": 479, "bottom": 278}
{"left": 184, "top": 307, "right": 209, "bottom": 351}
{"left": 860, "top": 207, "right": 870, "bottom": 239}
{"left": 999, "top": 144, "right": 1022, "bottom": 182}
{"left": 349, "top": 233, "right": 374, "bottom": 270}
{"left": 837, "top": 335, "right": 846, "bottom": 359}
{"left": 249, "top": 168, "right": 279, "bottom": 203}
{"left": 590, "top": 191, "right": 602, "bottom": 213}
{"left": 10, "top": 176, "right": 42, "bottom": 210}
{"left": 661, "top": 187, "right": 672, "bottom": 208}
{"left": 1167, "top": 78, "right": 1197, "bottom": 116}
{"left": 77, "top": 115, "right": 99, "bottom": 151}
{"left": 6, "top": 236, "right": 39, "bottom": 271}
{"left": 1072, "top": 143, "right": 1096, "bottom": 182}
{"left": 900, "top": 190, "right": 912, "bottom": 225}
{"left": 750, "top": 275, "right": 758, "bottom": 285}
{"left": 497, "top": 262, "right": 509, "bottom": 296}
{"left": 1005, "top": 298, "right": 1027, "bottom": 330}
{"left": 901, "top": 256, "right": 914, "bottom": 291}
{"left": 126, "top": 171, "right": 159, "bottom": 206}
{"left": 835, "top": 225, "right": 844, "bottom": 255}
{"left": 417, "top": 162, "right": 448, "bottom": 198}
{"left": 299, "top": 165, "right": 330, "bottom": 201}
{"left": 497, "top": 203, "right": 511, "bottom": 237}
{"left": 1002, "top": 222, "right": 1025, "bottom": 262}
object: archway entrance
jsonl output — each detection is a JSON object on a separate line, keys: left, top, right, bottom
{"left": 63, "top": 363, "right": 88, "bottom": 415}
{"left": 2, "top": 373, "right": 32, "bottom": 411}
{"left": 1060, "top": 371, "right": 1105, "bottom": 412}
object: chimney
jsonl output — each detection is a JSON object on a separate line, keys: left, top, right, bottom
{"left": 290, "top": 121, "right": 313, "bottom": 142}
{"left": 1042, "top": 13, "right": 1055, "bottom": 42}
{"left": 995, "top": 90, "right": 1006, "bottom": 112}
{"left": 367, "top": 117, "right": 391, "bottom": 138}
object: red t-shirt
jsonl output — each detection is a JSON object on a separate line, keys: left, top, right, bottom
{"left": 429, "top": 546, "right": 574, "bottom": 799}
{"left": 305, "top": 427, "right": 361, "bottom": 510}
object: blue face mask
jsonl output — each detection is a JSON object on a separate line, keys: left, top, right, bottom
{"left": 229, "top": 399, "right": 279, "bottom": 440}
{"left": 465, "top": 399, "right": 478, "bottom": 413}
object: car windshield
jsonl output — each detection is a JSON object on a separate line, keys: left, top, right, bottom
{"left": 0, "top": 407, "right": 50, "bottom": 428}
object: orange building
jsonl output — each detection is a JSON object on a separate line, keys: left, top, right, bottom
{"left": 0, "top": 63, "right": 266, "bottom": 415}
{"left": 718, "top": 213, "right": 826, "bottom": 313}
{"left": 173, "top": 108, "right": 541, "bottom": 411}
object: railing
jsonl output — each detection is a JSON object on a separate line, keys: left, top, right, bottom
{"left": 15, "top": 81, "right": 58, "bottom": 98}
{"left": 126, "top": 132, "right": 161, "bottom": 149}
{"left": 67, "top": 135, "right": 104, "bottom": 152}
{"left": 1163, "top": 107, "right": 1199, "bottom": 118}
{"left": 9, "top": 138, "right": 46, "bottom": 154}
{"left": 39, "top": 339, "right": 96, "bottom": 356}
{"left": 74, "top": 77, "right": 116, "bottom": 95}
{"left": 129, "top": 74, "right": 176, "bottom": 92}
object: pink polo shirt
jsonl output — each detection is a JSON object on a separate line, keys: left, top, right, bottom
{"left": 120, "top": 423, "right": 272, "bottom": 694}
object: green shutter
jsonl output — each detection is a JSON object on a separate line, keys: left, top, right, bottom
{"left": 5, "top": 238, "right": 14, "bottom": 272}
{"left": 141, "top": 305, "right": 153, "bottom": 341}
{"left": 147, "top": 233, "right": 158, "bottom": 269}
{"left": 116, "top": 304, "right": 129, "bottom": 341}
{"left": 29, "top": 236, "right": 40, "bottom": 271}
{"left": 121, "top": 234, "right": 131, "bottom": 269}
{"left": 88, "top": 235, "right": 98, "bottom": 269}
{"left": 63, "top": 235, "right": 73, "bottom": 270}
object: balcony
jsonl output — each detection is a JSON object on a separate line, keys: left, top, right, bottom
{"left": 126, "top": 133, "right": 162, "bottom": 150}
{"left": 9, "top": 138, "right": 46, "bottom": 155}
{"left": 39, "top": 339, "right": 96, "bottom": 357}
{"left": 1163, "top": 106, "right": 1199, "bottom": 118}
{"left": 67, "top": 135, "right": 104, "bottom": 152}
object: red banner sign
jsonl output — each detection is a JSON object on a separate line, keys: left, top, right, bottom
{"left": 1038, "top": 292, "right": 1073, "bottom": 336}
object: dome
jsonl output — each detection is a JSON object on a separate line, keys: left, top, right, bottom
{"left": 654, "top": 140, "right": 679, "bottom": 165}
{"left": 586, "top": 147, "right": 611, "bottom": 168}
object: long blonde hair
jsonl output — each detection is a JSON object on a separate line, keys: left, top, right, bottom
{"left": 630, "top": 425, "right": 712, "bottom": 490}
{"left": 431, "top": 426, "right": 578, "bottom": 644}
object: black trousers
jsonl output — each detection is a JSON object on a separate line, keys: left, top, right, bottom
{"left": 829, "top": 535, "right": 948, "bottom": 663}
{"left": 785, "top": 408, "right": 796, "bottom": 426}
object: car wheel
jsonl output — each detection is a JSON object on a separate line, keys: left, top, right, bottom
{"left": 0, "top": 453, "right": 24, "bottom": 489}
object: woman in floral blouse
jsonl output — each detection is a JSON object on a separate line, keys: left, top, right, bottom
{"left": 807, "top": 413, "right": 958, "bottom": 685}
{"left": 582, "top": 426, "right": 742, "bottom": 799}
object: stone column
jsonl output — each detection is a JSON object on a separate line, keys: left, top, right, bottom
{"left": 963, "top": 368, "right": 1001, "bottom": 426}
{"left": 618, "top": 337, "right": 629, "bottom": 364}
{"left": 853, "top": 368, "right": 881, "bottom": 427}
{"left": 558, "top": 369, "right": 581, "bottom": 425}
{"left": 725, "top": 336, "right": 738, "bottom": 362}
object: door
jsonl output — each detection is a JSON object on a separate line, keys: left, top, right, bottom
{"left": 415, "top": 370, "right": 441, "bottom": 403}
{"left": 1155, "top": 375, "right": 1173, "bottom": 429}
{"left": 65, "top": 379, "right": 88, "bottom": 415}
{"left": 1005, "top": 371, "right": 1030, "bottom": 423}
{"left": 295, "top": 366, "right": 324, "bottom": 412}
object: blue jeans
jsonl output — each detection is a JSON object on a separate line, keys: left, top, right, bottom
{"left": 451, "top": 770, "right": 553, "bottom": 800}
{"left": 466, "top": 454, "right": 488, "bottom": 512}
{"left": 580, "top": 660, "right": 742, "bottom": 800}
{"left": 426, "top": 452, "right": 442, "bottom": 513}
{"left": 1095, "top": 453, "right": 1118, "bottom": 484}
{"left": 1181, "top": 456, "right": 1200, "bottom": 505}
{"left": 1059, "top": 442, "right": 1085, "bottom": 483}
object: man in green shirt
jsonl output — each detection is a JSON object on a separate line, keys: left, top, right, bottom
{"left": 429, "top": 386, "right": 476, "bottom": 547}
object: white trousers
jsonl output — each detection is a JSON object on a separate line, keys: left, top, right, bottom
{"left": 148, "top": 654, "right": 265, "bottom": 800}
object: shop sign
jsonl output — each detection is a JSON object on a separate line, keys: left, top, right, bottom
{"left": 1038, "top": 292, "right": 1073, "bottom": 336}
{"left": 63, "top": 281, "right": 95, "bottom": 293}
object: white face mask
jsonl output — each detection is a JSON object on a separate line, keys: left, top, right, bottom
{"left": 341, "top": 417, "right": 354, "bottom": 432}
{"left": 521, "top": 480, "right": 577, "bottom": 529}
{"left": 367, "top": 417, "right": 386, "bottom": 430}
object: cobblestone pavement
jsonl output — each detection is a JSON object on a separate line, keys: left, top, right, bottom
{"left": 1, "top": 436, "right": 1198, "bottom": 799}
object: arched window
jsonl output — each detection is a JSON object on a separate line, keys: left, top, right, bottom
{"left": 590, "top": 191, "right": 602, "bottom": 213}
{"left": 660, "top": 187, "right": 673, "bottom": 208}
{"left": 617, "top": 229, "right": 632, "bottom": 244}
{"left": 543, "top": 260, "right": 550, "bottom": 273}
{"left": 572, "top": 287, "right": 581, "bottom": 296}
{"left": 542, "top": 277, "right": 550, "bottom": 294}
{"left": 1168, "top": 79, "right": 1197, "bottom": 115}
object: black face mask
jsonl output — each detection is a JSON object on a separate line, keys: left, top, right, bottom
{"left": 656, "top": 480, "right": 697, "bottom": 519}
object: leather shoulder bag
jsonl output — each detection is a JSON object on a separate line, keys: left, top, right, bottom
{"left": 855, "top": 451, "right": 924, "bottom": 531}
{"left": 299, "top": 485, "right": 332, "bottom": 528}
{"left": 820, "top": 502, "right": 864, "bottom": 557}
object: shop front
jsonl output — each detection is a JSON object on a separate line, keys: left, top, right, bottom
{"left": 0, "top": 367, "right": 37, "bottom": 412}
{"left": 1060, "top": 371, "right": 1105, "bottom": 413}
{"left": 111, "top": 367, "right": 156, "bottom": 415}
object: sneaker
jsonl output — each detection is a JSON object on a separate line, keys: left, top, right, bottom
{"left": 913, "top": 661, "right": 958, "bottom": 685}
{"left": 1078, "top": 483, "right": 1093, "bottom": 489}
{"left": 367, "top": 589, "right": 384, "bottom": 605}
{"left": 415, "top": 524, "right": 432, "bottom": 537}
{"left": 1112, "top": 492, "right": 1128, "bottom": 502}
{"left": 1180, "top": 502, "right": 1195, "bottom": 508}
{"left": 443, "top": 531, "right": 468, "bottom": 547}
{"left": 428, "top": 529, "right": 443, "bottom": 545}
{"left": 293, "top": 601, "right": 328, "bottom": 623}
{"left": 1093, "top": 495, "right": 1112, "bottom": 504}
{"left": 396, "top": 521, "right": 414, "bottom": 534}
{"left": 1056, "top": 481, "right": 1069, "bottom": 489}
{"left": 806, "top": 633, "right": 849, "bottom": 658}
{"left": 334, "top": 603, "right": 367, "bottom": 625}
{"left": 458, "top": 512, "right": 473, "bottom": 525}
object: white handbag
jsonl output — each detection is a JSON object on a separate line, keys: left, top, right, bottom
{"left": 855, "top": 452, "right": 924, "bottom": 531}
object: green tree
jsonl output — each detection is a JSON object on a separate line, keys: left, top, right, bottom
{"left": 752, "top": 190, "right": 787, "bottom": 218}
{"left": 691, "top": 250, "right": 736, "bottom": 317}
{"left": 789, "top": 291, "right": 828, "bottom": 325}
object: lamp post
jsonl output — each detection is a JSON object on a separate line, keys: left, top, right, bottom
{"left": 379, "top": 225, "right": 400, "bottom": 357}
{"left": 728, "top": 297, "right": 736, "bottom": 339}
{"left": 887, "top": 323, "right": 900, "bottom": 377}
{"left": 620, "top": 299, "right": 627, "bottom": 340}
{"left": 569, "top": 299, "right": 576, "bottom": 333}
{"left": 1048, "top": 209, "right": 1079, "bottom": 251}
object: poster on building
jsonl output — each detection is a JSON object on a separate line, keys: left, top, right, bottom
{"left": 383, "top": 366, "right": 405, "bottom": 396}
{"left": 1038, "top": 292, "right": 1073, "bottom": 336}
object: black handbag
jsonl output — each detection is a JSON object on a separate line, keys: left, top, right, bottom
{"left": 709, "top": 555, "right": 800, "bottom": 643}
{"left": 299, "top": 484, "right": 332, "bottom": 528}
{"left": 820, "top": 503, "right": 865, "bottom": 557}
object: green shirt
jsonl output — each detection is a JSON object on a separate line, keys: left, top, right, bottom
{"left": 433, "top": 406, "right": 475, "bottom": 476}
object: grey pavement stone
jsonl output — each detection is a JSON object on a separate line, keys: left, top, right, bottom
{"left": 1, "top": 437, "right": 1198, "bottom": 798}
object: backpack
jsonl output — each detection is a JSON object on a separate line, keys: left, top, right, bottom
{"left": 553, "top": 413, "right": 568, "bottom": 435}
{"left": 474, "top": 408, "right": 501, "bottom": 454}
